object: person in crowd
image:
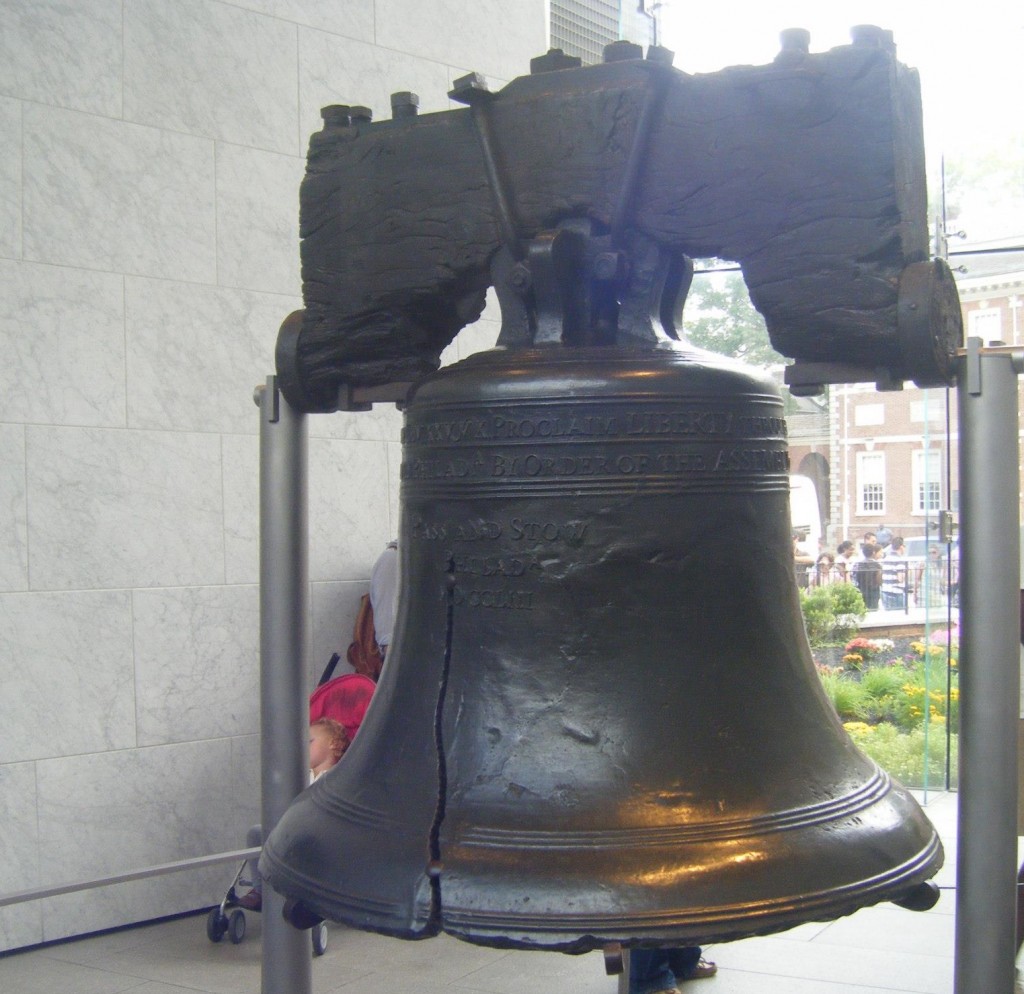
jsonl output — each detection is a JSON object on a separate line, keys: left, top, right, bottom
{"left": 852, "top": 541, "right": 883, "bottom": 609}
{"left": 813, "top": 551, "right": 837, "bottom": 586}
{"left": 881, "top": 536, "right": 909, "bottom": 610}
{"left": 369, "top": 539, "right": 399, "bottom": 660}
{"left": 793, "top": 532, "right": 814, "bottom": 586}
{"left": 309, "top": 717, "right": 349, "bottom": 783}
{"left": 835, "top": 540, "right": 856, "bottom": 580}
{"left": 916, "top": 545, "right": 948, "bottom": 608}
{"left": 856, "top": 531, "right": 877, "bottom": 560}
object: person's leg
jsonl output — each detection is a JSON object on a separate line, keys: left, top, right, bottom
{"left": 666, "top": 947, "right": 717, "bottom": 982}
{"left": 664, "top": 948, "right": 701, "bottom": 977}
{"left": 627, "top": 948, "right": 675, "bottom": 994}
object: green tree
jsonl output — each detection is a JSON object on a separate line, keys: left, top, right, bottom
{"left": 680, "top": 268, "right": 785, "bottom": 368}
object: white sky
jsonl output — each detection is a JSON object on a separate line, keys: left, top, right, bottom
{"left": 657, "top": 1, "right": 1023, "bottom": 240}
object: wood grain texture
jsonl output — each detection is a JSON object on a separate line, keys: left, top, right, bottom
{"left": 281, "top": 40, "right": 943, "bottom": 411}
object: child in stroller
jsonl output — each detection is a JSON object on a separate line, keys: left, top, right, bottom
{"left": 205, "top": 654, "right": 377, "bottom": 954}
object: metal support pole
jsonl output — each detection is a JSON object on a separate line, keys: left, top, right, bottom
{"left": 955, "top": 339, "right": 1022, "bottom": 994}
{"left": 257, "top": 376, "right": 312, "bottom": 994}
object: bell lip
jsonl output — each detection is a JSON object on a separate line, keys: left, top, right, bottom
{"left": 434, "top": 831, "right": 943, "bottom": 953}
{"left": 260, "top": 793, "right": 943, "bottom": 952}
{"left": 260, "top": 838, "right": 439, "bottom": 941}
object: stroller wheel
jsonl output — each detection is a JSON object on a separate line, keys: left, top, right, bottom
{"left": 206, "top": 908, "right": 228, "bottom": 943}
{"left": 312, "top": 920, "right": 328, "bottom": 956}
{"left": 228, "top": 909, "right": 246, "bottom": 944}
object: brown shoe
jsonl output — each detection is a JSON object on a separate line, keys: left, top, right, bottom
{"left": 237, "top": 890, "right": 262, "bottom": 911}
{"left": 678, "top": 957, "right": 717, "bottom": 982}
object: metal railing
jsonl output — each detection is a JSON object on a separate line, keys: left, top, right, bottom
{"left": 0, "top": 848, "right": 260, "bottom": 910}
{"left": 800, "top": 559, "right": 960, "bottom": 614}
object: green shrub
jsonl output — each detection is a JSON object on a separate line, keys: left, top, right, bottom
{"left": 799, "top": 583, "right": 866, "bottom": 647}
{"left": 844, "top": 721, "right": 958, "bottom": 789}
{"left": 817, "top": 669, "right": 870, "bottom": 722}
{"left": 856, "top": 664, "right": 911, "bottom": 725}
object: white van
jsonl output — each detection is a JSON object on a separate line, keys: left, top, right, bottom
{"left": 789, "top": 475, "right": 822, "bottom": 558}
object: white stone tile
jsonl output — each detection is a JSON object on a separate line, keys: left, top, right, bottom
{"left": 454, "top": 313, "right": 501, "bottom": 362}
{"left": 386, "top": 438, "right": 402, "bottom": 537}
{"left": 221, "top": 432, "right": 259, "bottom": 585}
{"left": 0, "top": 0, "right": 122, "bottom": 116}
{"left": 23, "top": 105, "right": 216, "bottom": 283}
{"left": 35, "top": 739, "right": 240, "bottom": 939}
{"left": 0, "top": 590, "right": 135, "bottom": 761}
{"left": 299, "top": 26, "right": 454, "bottom": 141}
{"left": 38, "top": 851, "right": 230, "bottom": 949}
{"left": 0, "top": 425, "right": 28, "bottom": 591}
{"left": 133, "top": 585, "right": 259, "bottom": 746}
{"left": 25, "top": 426, "right": 225, "bottom": 590}
{"left": 0, "top": 762, "right": 42, "bottom": 951}
{"left": 46, "top": 913, "right": 263, "bottom": 985}
{"left": 124, "top": 277, "right": 293, "bottom": 434}
{"left": 810, "top": 901, "right": 956, "bottom": 955}
{"left": 438, "top": 337, "right": 460, "bottom": 369}
{"left": 216, "top": 143, "right": 305, "bottom": 296}
{"left": 375, "top": 0, "right": 548, "bottom": 86}
{"left": 230, "top": 0, "right": 374, "bottom": 38}
{"left": 0, "top": 260, "right": 127, "bottom": 427}
{"left": 308, "top": 436, "right": 392, "bottom": 582}
{"left": 124, "top": 0, "right": 299, "bottom": 155}
{"left": 224, "top": 427, "right": 396, "bottom": 585}
{"left": 309, "top": 404, "right": 406, "bottom": 443}
{"left": 0, "top": 97, "right": 21, "bottom": 259}
{"left": 337, "top": 930, "right": 512, "bottom": 987}
{"left": 719, "top": 931, "right": 952, "bottom": 993}
{"left": 229, "top": 733, "right": 260, "bottom": 833}
{"left": 0, "top": 952, "right": 146, "bottom": 992}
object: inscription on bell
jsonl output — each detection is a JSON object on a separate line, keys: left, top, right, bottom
{"left": 411, "top": 516, "right": 588, "bottom": 544}
{"left": 713, "top": 448, "right": 791, "bottom": 472}
{"left": 452, "top": 588, "right": 535, "bottom": 610}
{"left": 401, "top": 406, "right": 787, "bottom": 445}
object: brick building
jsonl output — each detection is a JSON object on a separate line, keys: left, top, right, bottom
{"left": 787, "top": 239, "right": 1024, "bottom": 550}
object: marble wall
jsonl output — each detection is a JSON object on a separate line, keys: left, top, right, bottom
{"left": 0, "top": 0, "right": 544, "bottom": 951}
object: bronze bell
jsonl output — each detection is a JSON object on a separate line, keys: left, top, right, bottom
{"left": 260, "top": 340, "right": 943, "bottom": 952}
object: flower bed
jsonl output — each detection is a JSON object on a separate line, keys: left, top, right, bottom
{"left": 814, "top": 631, "right": 959, "bottom": 789}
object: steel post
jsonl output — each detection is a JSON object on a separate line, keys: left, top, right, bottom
{"left": 954, "top": 339, "right": 1022, "bottom": 994}
{"left": 258, "top": 376, "right": 312, "bottom": 994}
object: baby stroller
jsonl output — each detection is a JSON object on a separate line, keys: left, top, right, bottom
{"left": 206, "top": 653, "right": 377, "bottom": 954}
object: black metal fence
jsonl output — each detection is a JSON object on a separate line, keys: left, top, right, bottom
{"left": 800, "top": 558, "right": 960, "bottom": 612}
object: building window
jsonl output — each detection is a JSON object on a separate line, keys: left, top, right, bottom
{"left": 550, "top": 0, "right": 624, "bottom": 65}
{"left": 968, "top": 307, "right": 1002, "bottom": 342}
{"left": 913, "top": 449, "right": 943, "bottom": 514}
{"left": 854, "top": 403, "right": 884, "bottom": 427}
{"left": 857, "top": 451, "right": 885, "bottom": 514}
{"left": 550, "top": 0, "right": 655, "bottom": 66}
{"left": 910, "top": 400, "right": 944, "bottom": 424}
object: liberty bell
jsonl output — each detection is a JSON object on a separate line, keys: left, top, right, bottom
{"left": 261, "top": 32, "right": 956, "bottom": 956}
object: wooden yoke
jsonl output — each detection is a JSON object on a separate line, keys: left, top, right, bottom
{"left": 277, "top": 27, "right": 962, "bottom": 413}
